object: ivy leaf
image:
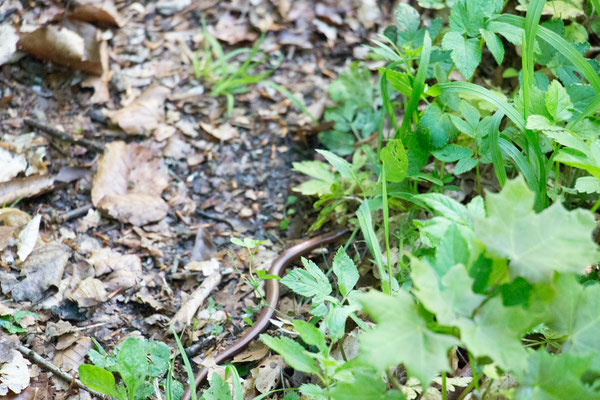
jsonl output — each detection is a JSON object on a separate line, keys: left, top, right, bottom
{"left": 457, "top": 297, "right": 533, "bottom": 373}
{"left": 515, "top": 350, "right": 600, "bottom": 400}
{"left": 411, "top": 260, "right": 485, "bottom": 326}
{"left": 358, "top": 290, "right": 459, "bottom": 386}
{"left": 332, "top": 247, "right": 359, "bottom": 297}
{"left": 547, "top": 274, "right": 600, "bottom": 371}
{"left": 474, "top": 176, "right": 600, "bottom": 282}
{"left": 329, "top": 371, "right": 405, "bottom": 400}
{"left": 260, "top": 334, "right": 320, "bottom": 375}
{"left": 442, "top": 32, "right": 482, "bottom": 80}
{"left": 545, "top": 80, "right": 574, "bottom": 122}
{"left": 480, "top": 29, "right": 504, "bottom": 65}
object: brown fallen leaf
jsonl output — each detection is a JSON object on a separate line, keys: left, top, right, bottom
{"left": 68, "top": 277, "right": 107, "bottom": 307}
{"left": 209, "top": 13, "right": 258, "bottom": 45}
{"left": 81, "top": 39, "right": 111, "bottom": 104}
{"left": 11, "top": 243, "right": 71, "bottom": 303}
{"left": 199, "top": 122, "right": 238, "bottom": 141}
{"left": 253, "top": 355, "right": 285, "bottom": 393}
{"left": 0, "top": 350, "right": 30, "bottom": 396}
{"left": 70, "top": 0, "right": 125, "bottom": 28}
{"left": 106, "top": 86, "right": 169, "bottom": 135}
{"left": 231, "top": 341, "right": 269, "bottom": 363}
{"left": 52, "top": 336, "right": 91, "bottom": 373}
{"left": 18, "top": 19, "right": 104, "bottom": 75}
{"left": 88, "top": 249, "right": 142, "bottom": 292}
{"left": 91, "top": 141, "right": 169, "bottom": 226}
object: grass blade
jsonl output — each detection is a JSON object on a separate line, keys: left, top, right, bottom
{"left": 262, "top": 81, "right": 317, "bottom": 123}
{"left": 488, "top": 111, "right": 508, "bottom": 187}
{"left": 522, "top": 0, "right": 545, "bottom": 120}
{"left": 171, "top": 326, "right": 197, "bottom": 400}
{"left": 428, "top": 82, "right": 525, "bottom": 130}
{"left": 498, "top": 14, "right": 600, "bottom": 92}
{"left": 498, "top": 138, "right": 538, "bottom": 192}
{"left": 398, "top": 31, "right": 431, "bottom": 138}
{"left": 356, "top": 201, "right": 390, "bottom": 294}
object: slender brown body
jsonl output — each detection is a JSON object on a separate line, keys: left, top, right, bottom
{"left": 181, "top": 229, "right": 348, "bottom": 400}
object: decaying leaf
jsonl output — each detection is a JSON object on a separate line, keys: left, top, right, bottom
{"left": 0, "top": 148, "right": 27, "bottom": 183}
{"left": 19, "top": 19, "right": 104, "bottom": 75}
{"left": 106, "top": 86, "right": 170, "bottom": 135}
{"left": 81, "top": 39, "right": 111, "bottom": 103}
{"left": 0, "top": 24, "right": 21, "bottom": 67}
{"left": 199, "top": 122, "right": 238, "bottom": 141}
{"left": 11, "top": 242, "right": 71, "bottom": 303}
{"left": 0, "top": 350, "right": 30, "bottom": 396}
{"left": 70, "top": 0, "right": 125, "bottom": 27}
{"left": 68, "top": 277, "right": 108, "bottom": 307}
{"left": 91, "top": 141, "right": 169, "bottom": 226}
{"left": 232, "top": 341, "right": 269, "bottom": 363}
{"left": 209, "top": 13, "right": 258, "bottom": 45}
{"left": 88, "top": 248, "right": 142, "bottom": 292}
{"left": 16, "top": 214, "right": 41, "bottom": 262}
{"left": 52, "top": 336, "right": 92, "bottom": 373}
{"left": 253, "top": 356, "right": 285, "bottom": 393}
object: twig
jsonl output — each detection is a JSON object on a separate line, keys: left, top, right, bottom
{"left": 16, "top": 344, "right": 109, "bottom": 399}
{"left": 59, "top": 204, "right": 93, "bottom": 222}
{"left": 24, "top": 118, "right": 105, "bottom": 154}
{"left": 196, "top": 209, "right": 234, "bottom": 229}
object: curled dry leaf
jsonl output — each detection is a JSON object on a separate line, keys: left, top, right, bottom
{"left": 0, "top": 209, "right": 29, "bottom": 252}
{"left": 209, "top": 13, "right": 258, "bottom": 45}
{"left": 0, "top": 350, "right": 30, "bottom": 396}
{"left": 0, "top": 24, "right": 21, "bottom": 67}
{"left": 199, "top": 122, "right": 238, "bottom": 141}
{"left": 81, "top": 39, "right": 111, "bottom": 104}
{"left": 231, "top": 341, "right": 269, "bottom": 363}
{"left": 88, "top": 248, "right": 142, "bottom": 292}
{"left": 18, "top": 19, "right": 104, "bottom": 75}
{"left": 253, "top": 355, "right": 285, "bottom": 393}
{"left": 70, "top": 0, "right": 125, "bottom": 28}
{"left": 16, "top": 214, "right": 41, "bottom": 262}
{"left": 0, "top": 148, "right": 27, "bottom": 183}
{"left": 171, "top": 271, "right": 221, "bottom": 333}
{"left": 68, "top": 277, "right": 108, "bottom": 307}
{"left": 91, "top": 141, "right": 169, "bottom": 226}
{"left": 106, "top": 86, "right": 169, "bottom": 135}
{"left": 52, "top": 336, "right": 92, "bottom": 373}
{"left": 11, "top": 242, "right": 71, "bottom": 303}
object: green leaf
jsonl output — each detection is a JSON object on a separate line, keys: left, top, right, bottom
{"left": 454, "top": 157, "right": 478, "bottom": 174}
{"left": 449, "top": 0, "right": 498, "bottom": 37}
{"left": 480, "top": 29, "right": 504, "bottom": 64}
{"left": 474, "top": 176, "right": 600, "bottom": 282}
{"left": 316, "top": 149, "right": 359, "bottom": 186}
{"left": 357, "top": 201, "right": 391, "bottom": 293}
{"left": 575, "top": 176, "right": 600, "bottom": 194}
{"left": 332, "top": 247, "right": 359, "bottom": 297}
{"left": 547, "top": 274, "right": 600, "bottom": 371}
{"left": 293, "top": 320, "right": 327, "bottom": 353}
{"left": 260, "top": 334, "right": 320, "bottom": 375}
{"left": 358, "top": 290, "right": 459, "bottom": 386}
{"left": 329, "top": 371, "right": 405, "bottom": 400}
{"left": 457, "top": 297, "right": 533, "bottom": 373}
{"left": 318, "top": 131, "right": 355, "bottom": 156}
{"left": 201, "top": 372, "right": 232, "bottom": 400}
{"left": 78, "top": 365, "right": 119, "bottom": 398}
{"left": 380, "top": 139, "right": 408, "bottom": 183}
{"left": 411, "top": 260, "right": 485, "bottom": 326}
{"left": 434, "top": 224, "right": 470, "bottom": 275}
{"left": 442, "top": 32, "right": 481, "bottom": 80}
{"left": 322, "top": 305, "right": 358, "bottom": 342}
{"left": 432, "top": 144, "right": 473, "bottom": 162}
{"left": 419, "top": 103, "right": 458, "bottom": 148}
{"left": 117, "top": 337, "right": 147, "bottom": 400}
{"left": 12, "top": 311, "right": 39, "bottom": 323}
{"left": 515, "top": 350, "right": 600, "bottom": 400}
{"left": 394, "top": 3, "right": 420, "bottom": 35}
{"left": 280, "top": 258, "right": 332, "bottom": 299}
{"left": 545, "top": 80, "right": 574, "bottom": 121}
{"left": 414, "top": 193, "right": 471, "bottom": 225}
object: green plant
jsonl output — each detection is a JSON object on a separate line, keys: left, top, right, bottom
{"left": 193, "top": 22, "right": 316, "bottom": 122}
{"left": 78, "top": 337, "right": 182, "bottom": 400}
{"left": 0, "top": 310, "right": 39, "bottom": 334}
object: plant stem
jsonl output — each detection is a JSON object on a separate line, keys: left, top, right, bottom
{"left": 442, "top": 372, "right": 447, "bottom": 400}
{"left": 591, "top": 197, "right": 600, "bottom": 213}
{"left": 456, "top": 378, "right": 477, "bottom": 400}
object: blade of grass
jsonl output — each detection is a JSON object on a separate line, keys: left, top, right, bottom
{"left": 428, "top": 82, "right": 525, "bottom": 130}
{"left": 171, "top": 326, "right": 197, "bottom": 400}
{"left": 398, "top": 32, "right": 431, "bottom": 138}
{"left": 498, "top": 138, "right": 538, "bottom": 192}
{"left": 381, "top": 165, "right": 393, "bottom": 293}
{"left": 489, "top": 111, "right": 508, "bottom": 187}
{"left": 225, "top": 365, "right": 243, "bottom": 400}
{"left": 262, "top": 81, "right": 318, "bottom": 123}
{"left": 380, "top": 69, "right": 399, "bottom": 136}
{"left": 498, "top": 14, "right": 600, "bottom": 92}
{"left": 357, "top": 201, "right": 391, "bottom": 294}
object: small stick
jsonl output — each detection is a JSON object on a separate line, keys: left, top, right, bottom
{"left": 16, "top": 344, "right": 109, "bottom": 399}
{"left": 24, "top": 118, "right": 105, "bottom": 154}
{"left": 59, "top": 204, "right": 93, "bottom": 222}
{"left": 196, "top": 210, "right": 234, "bottom": 229}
